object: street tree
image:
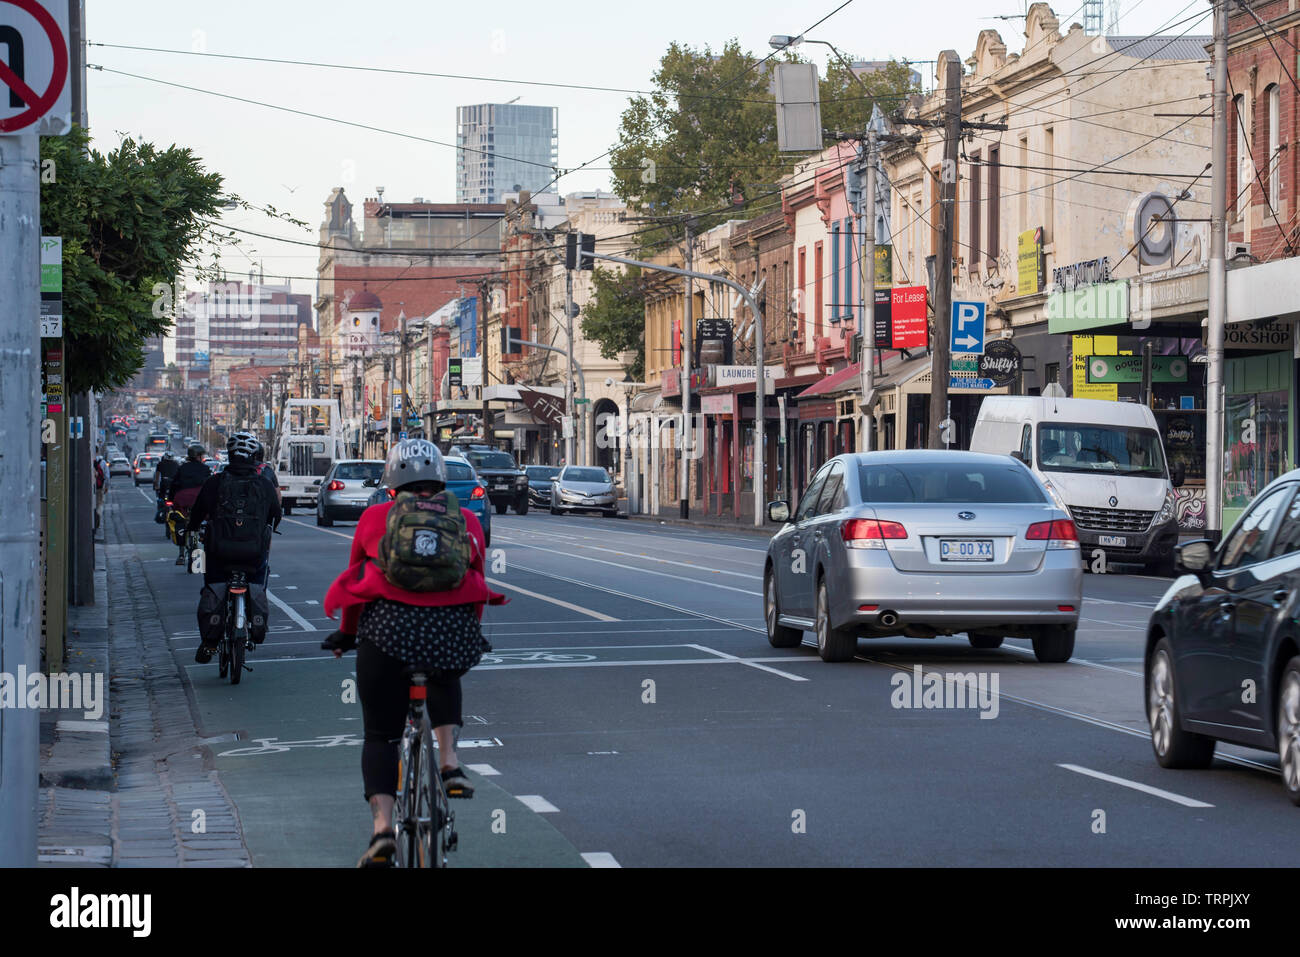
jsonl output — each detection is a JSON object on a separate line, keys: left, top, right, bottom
{"left": 580, "top": 265, "right": 645, "bottom": 382}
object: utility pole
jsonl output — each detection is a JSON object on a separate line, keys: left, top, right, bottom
{"left": 399, "top": 310, "right": 409, "bottom": 438}
{"left": 928, "top": 52, "right": 961, "bottom": 449}
{"left": 564, "top": 265, "right": 576, "bottom": 466}
{"left": 1207, "top": 0, "right": 1228, "bottom": 542}
{"left": 680, "top": 219, "right": 693, "bottom": 518}
{"left": 0, "top": 131, "right": 42, "bottom": 867}
{"left": 857, "top": 129, "right": 877, "bottom": 451}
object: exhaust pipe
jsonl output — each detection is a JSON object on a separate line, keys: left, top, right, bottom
{"left": 878, "top": 610, "right": 899, "bottom": 628}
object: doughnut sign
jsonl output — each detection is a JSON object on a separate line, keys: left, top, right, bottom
{"left": 0, "top": 0, "right": 70, "bottom": 134}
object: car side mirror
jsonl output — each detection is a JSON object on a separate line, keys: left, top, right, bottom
{"left": 1171, "top": 463, "right": 1185, "bottom": 488}
{"left": 1010, "top": 450, "right": 1027, "bottom": 464}
{"left": 768, "top": 500, "right": 791, "bottom": 524}
{"left": 1176, "top": 539, "right": 1213, "bottom": 576}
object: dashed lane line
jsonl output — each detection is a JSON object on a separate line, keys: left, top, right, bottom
{"left": 581, "top": 852, "right": 621, "bottom": 868}
{"left": 1057, "top": 763, "right": 1214, "bottom": 808}
{"left": 516, "top": 795, "right": 560, "bottom": 813}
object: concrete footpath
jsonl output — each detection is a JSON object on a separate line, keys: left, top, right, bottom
{"left": 37, "top": 497, "right": 250, "bottom": 867}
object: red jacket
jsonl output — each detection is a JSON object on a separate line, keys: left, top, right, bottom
{"left": 324, "top": 500, "right": 506, "bottom": 635}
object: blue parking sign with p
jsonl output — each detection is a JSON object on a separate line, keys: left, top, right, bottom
{"left": 950, "top": 301, "right": 986, "bottom": 355}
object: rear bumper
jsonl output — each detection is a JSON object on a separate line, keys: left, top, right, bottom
{"left": 829, "top": 550, "right": 1082, "bottom": 633}
{"left": 320, "top": 498, "right": 369, "bottom": 520}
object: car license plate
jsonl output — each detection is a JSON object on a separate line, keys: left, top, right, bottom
{"left": 1098, "top": 534, "right": 1126, "bottom": 547}
{"left": 940, "top": 539, "right": 994, "bottom": 562}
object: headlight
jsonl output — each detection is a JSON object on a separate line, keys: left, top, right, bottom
{"left": 1155, "top": 490, "right": 1176, "bottom": 526}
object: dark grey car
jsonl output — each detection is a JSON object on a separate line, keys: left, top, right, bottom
{"left": 316, "top": 459, "right": 385, "bottom": 526}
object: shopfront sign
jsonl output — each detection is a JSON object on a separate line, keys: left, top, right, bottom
{"left": 873, "top": 288, "right": 892, "bottom": 349}
{"left": 1086, "top": 354, "right": 1189, "bottom": 384}
{"left": 979, "top": 339, "right": 1022, "bottom": 386}
{"left": 874, "top": 245, "right": 893, "bottom": 288}
{"left": 1052, "top": 257, "right": 1113, "bottom": 292}
{"left": 1224, "top": 319, "right": 1294, "bottom": 350}
{"left": 714, "top": 365, "right": 780, "bottom": 386}
{"left": 1048, "top": 279, "right": 1130, "bottom": 334}
{"left": 1072, "top": 335, "right": 1125, "bottom": 400}
{"left": 701, "top": 393, "right": 734, "bottom": 415}
{"left": 1017, "top": 228, "right": 1045, "bottom": 296}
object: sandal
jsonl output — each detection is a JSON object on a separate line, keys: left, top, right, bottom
{"left": 441, "top": 766, "right": 474, "bottom": 799}
{"left": 357, "top": 829, "right": 396, "bottom": 868}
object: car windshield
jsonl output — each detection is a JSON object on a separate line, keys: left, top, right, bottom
{"left": 334, "top": 463, "right": 383, "bottom": 481}
{"left": 857, "top": 462, "right": 1048, "bottom": 504}
{"left": 468, "top": 452, "right": 517, "bottom": 470}
{"left": 1037, "top": 423, "right": 1167, "bottom": 477}
{"left": 526, "top": 466, "right": 560, "bottom": 480}
{"left": 445, "top": 462, "right": 475, "bottom": 482}
{"left": 564, "top": 468, "right": 610, "bottom": 484}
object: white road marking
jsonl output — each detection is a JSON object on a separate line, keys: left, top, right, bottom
{"left": 687, "top": 643, "right": 808, "bottom": 682}
{"left": 499, "top": 539, "right": 762, "bottom": 595}
{"left": 581, "top": 852, "right": 621, "bottom": 868}
{"left": 282, "top": 585, "right": 298, "bottom": 590}
{"left": 1057, "top": 763, "right": 1214, "bottom": 808}
{"left": 268, "top": 591, "right": 316, "bottom": 631}
{"left": 500, "top": 531, "right": 762, "bottom": 579}
{"left": 465, "top": 763, "right": 500, "bottom": 776}
{"left": 486, "top": 577, "right": 618, "bottom": 622}
{"left": 516, "top": 795, "right": 560, "bottom": 813}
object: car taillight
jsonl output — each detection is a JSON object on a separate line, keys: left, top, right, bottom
{"left": 841, "top": 518, "right": 907, "bottom": 549}
{"left": 470, "top": 485, "right": 485, "bottom": 499}
{"left": 165, "top": 501, "right": 173, "bottom": 507}
{"left": 1026, "top": 519, "right": 1079, "bottom": 549}
{"left": 327, "top": 480, "right": 345, "bottom": 491}
{"left": 387, "top": 488, "right": 396, "bottom": 499}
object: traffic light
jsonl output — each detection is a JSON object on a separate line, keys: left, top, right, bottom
{"left": 565, "top": 232, "right": 596, "bottom": 270}
{"left": 501, "top": 326, "right": 523, "bottom": 355}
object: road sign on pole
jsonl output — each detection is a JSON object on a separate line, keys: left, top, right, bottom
{"left": 0, "top": 0, "right": 71, "bottom": 135}
{"left": 950, "top": 301, "right": 986, "bottom": 355}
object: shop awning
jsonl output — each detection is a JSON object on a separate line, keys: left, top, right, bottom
{"left": 796, "top": 362, "right": 861, "bottom": 399}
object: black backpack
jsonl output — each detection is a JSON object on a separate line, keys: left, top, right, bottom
{"left": 207, "top": 470, "right": 273, "bottom": 567}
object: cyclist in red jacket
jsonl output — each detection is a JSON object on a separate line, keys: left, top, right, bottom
{"left": 323, "top": 438, "right": 505, "bottom": 867}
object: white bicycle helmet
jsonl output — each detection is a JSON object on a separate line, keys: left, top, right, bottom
{"left": 227, "top": 431, "right": 261, "bottom": 464}
{"left": 381, "top": 438, "right": 446, "bottom": 491}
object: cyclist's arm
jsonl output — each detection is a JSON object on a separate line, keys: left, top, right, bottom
{"left": 187, "top": 476, "right": 216, "bottom": 531}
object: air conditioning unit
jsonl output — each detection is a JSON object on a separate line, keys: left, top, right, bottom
{"left": 1229, "top": 241, "right": 1252, "bottom": 260}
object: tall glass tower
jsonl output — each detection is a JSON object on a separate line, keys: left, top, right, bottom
{"left": 456, "top": 103, "right": 559, "bottom": 203}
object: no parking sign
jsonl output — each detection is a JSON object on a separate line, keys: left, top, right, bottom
{"left": 0, "top": 0, "right": 70, "bottom": 135}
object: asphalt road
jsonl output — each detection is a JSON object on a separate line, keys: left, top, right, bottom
{"left": 105, "top": 471, "right": 1298, "bottom": 867}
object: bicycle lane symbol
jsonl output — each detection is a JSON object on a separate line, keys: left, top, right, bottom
{"left": 218, "top": 734, "right": 362, "bottom": 757}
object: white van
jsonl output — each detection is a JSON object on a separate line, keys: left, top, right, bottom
{"left": 969, "top": 395, "right": 1184, "bottom": 574}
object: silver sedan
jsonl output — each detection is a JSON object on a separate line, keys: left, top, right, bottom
{"left": 549, "top": 466, "right": 618, "bottom": 517}
{"left": 764, "top": 450, "right": 1082, "bottom": 663}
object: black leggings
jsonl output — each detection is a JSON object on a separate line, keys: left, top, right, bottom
{"left": 356, "top": 639, "right": 465, "bottom": 801}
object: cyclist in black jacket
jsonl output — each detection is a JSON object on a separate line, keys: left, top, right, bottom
{"left": 167, "top": 444, "right": 211, "bottom": 565}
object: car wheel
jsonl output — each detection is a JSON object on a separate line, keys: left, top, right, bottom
{"left": 603, "top": 509, "right": 617, "bottom": 518}
{"left": 815, "top": 579, "right": 856, "bottom": 663}
{"left": 283, "top": 504, "right": 292, "bottom": 516}
{"left": 1278, "top": 657, "right": 1300, "bottom": 805}
{"left": 484, "top": 528, "right": 491, "bottom": 548}
{"left": 968, "top": 634, "right": 1004, "bottom": 649}
{"left": 1146, "top": 553, "right": 1177, "bottom": 578}
{"left": 515, "top": 497, "right": 529, "bottom": 516}
{"left": 1031, "top": 625, "right": 1075, "bottom": 663}
{"left": 1147, "top": 638, "right": 1216, "bottom": 769}
{"left": 764, "top": 568, "right": 802, "bottom": 648}
{"left": 550, "top": 504, "right": 561, "bottom": 515}
{"left": 318, "top": 510, "right": 333, "bottom": 528}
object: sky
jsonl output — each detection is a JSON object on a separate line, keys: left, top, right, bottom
{"left": 85, "top": 0, "right": 1211, "bottom": 302}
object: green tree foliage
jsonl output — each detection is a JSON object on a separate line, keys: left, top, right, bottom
{"left": 40, "top": 127, "right": 227, "bottom": 392}
{"left": 609, "top": 41, "right": 917, "bottom": 242}
{"left": 580, "top": 266, "right": 645, "bottom": 381}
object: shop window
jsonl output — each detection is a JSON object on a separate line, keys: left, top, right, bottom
{"left": 1226, "top": 390, "right": 1289, "bottom": 510}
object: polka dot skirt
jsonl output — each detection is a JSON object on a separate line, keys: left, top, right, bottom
{"left": 357, "top": 599, "right": 492, "bottom": 672}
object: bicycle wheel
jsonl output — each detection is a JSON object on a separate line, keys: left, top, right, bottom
{"left": 230, "top": 628, "right": 245, "bottom": 684}
{"left": 416, "top": 721, "right": 452, "bottom": 868}
{"left": 393, "top": 727, "right": 418, "bottom": 868}
{"left": 218, "top": 633, "right": 229, "bottom": 680}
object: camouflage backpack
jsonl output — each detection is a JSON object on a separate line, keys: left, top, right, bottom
{"left": 375, "top": 490, "right": 472, "bottom": 592}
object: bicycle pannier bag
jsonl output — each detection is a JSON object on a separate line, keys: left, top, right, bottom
{"left": 208, "top": 472, "right": 272, "bottom": 566}
{"left": 375, "top": 490, "right": 471, "bottom": 592}
{"left": 246, "top": 582, "right": 270, "bottom": 644}
{"left": 197, "top": 583, "right": 228, "bottom": 647}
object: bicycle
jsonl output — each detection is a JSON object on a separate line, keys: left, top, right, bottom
{"left": 219, "top": 569, "right": 255, "bottom": 685}
{"left": 393, "top": 670, "right": 458, "bottom": 868}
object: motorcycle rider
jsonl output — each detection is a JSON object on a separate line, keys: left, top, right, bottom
{"left": 187, "top": 432, "right": 282, "bottom": 663}
{"left": 167, "top": 444, "right": 212, "bottom": 565}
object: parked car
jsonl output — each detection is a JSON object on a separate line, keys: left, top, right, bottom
{"left": 1145, "top": 471, "right": 1300, "bottom": 805}
{"left": 549, "top": 465, "right": 618, "bottom": 517}
{"left": 524, "top": 465, "right": 562, "bottom": 507}
{"left": 108, "top": 452, "right": 132, "bottom": 477}
{"left": 970, "top": 395, "right": 1183, "bottom": 575}
{"left": 764, "top": 450, "right": 1082, "bottom": 663}
{"left": 462, "top": 448, "right": 528, "bottom": 515}
{"left": 317, "top": 459, "right": 385, "bottom": 526}
{"left": 364, "top": 455, "right": 491, "bottom": 546}
{"left": 132, "top": 452, "right": 162, "bottom": 486}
